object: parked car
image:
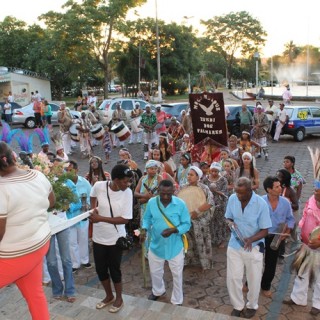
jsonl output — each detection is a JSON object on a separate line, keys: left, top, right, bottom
{"left": 160, "top": 103, "right": 189, "bottom": 126}
{"left": 0, "top": 102, "right": 23, "bottom": 121}
{"left": 98, "top": 99, "right": 113, "bottom": 112}
{"left": 281, "top": 105, "right": 320, "bottom": 141}
{"left": 12, "top": 102, "right": 80, "bottom": 128}
{"left": 104, "top": 98, "right": 155, "bottom": 126}
{"left": 226, "top": 104, "right": 255, "bottom": 137}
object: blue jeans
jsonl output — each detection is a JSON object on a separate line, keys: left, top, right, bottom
{"left": 46, "top": 228, "right": 75, "bottom": 297}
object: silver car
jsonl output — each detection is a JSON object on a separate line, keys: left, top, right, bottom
{"left": 12, "top": 103, "right": 80, "bottom": 128}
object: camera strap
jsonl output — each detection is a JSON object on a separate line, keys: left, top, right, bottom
{"left": 106, "top": 182, "right": 119, "bottom": 233}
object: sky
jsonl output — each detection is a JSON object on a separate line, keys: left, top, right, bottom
{"left": 1, "top": 0, "right": 319, "bottom": 58}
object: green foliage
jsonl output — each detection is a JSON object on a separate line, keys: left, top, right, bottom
{"left": 50, "top": 173, "right": 77, "bottom": 212}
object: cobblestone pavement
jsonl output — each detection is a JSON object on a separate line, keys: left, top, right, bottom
{"left": 1, "top": 91, "right": 320, "bottom": 319}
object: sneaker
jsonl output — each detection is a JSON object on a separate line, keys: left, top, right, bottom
{"left": 82, "top": 263, "right": 92, "bottom": 269}
{"left": 256, "top": 153, "right": 261, "bottom": 158}
{"left": 310, "top": 307, "right": 320, "bottom": 316}
{"left": 231, "top": 309, "right": 242, "bottom": 317}
{"left": 265, "top": 154, "right": 268, "bottom": 161}
{"left": 148, "top": 292, "right": 166, "bottom": 301}
{"left": 242, "top": 308, "right": 256, "bottom": 319}
{"left": 72, "top": 268, "right": 79, "bottom": 274}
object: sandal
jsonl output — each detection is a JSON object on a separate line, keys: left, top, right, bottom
{"left": 109, "top": 302, "right": 124, "bottom": 313}
{"left": 96, "top": 297, "right": 115, "bottom": 309}
{"left": 66, "top": 296, "right": 76, "bottom": 303}
{"left": 53, "top": 296, "right": 63, "bottom": 301}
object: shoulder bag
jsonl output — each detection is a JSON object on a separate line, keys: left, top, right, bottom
{"left": 106, "top": 182, "right": 133, "bottom": 250}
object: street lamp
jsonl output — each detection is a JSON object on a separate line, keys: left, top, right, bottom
{"left": 254, "top": 52, "right": 260, "bottom": 95}
{"left": 155, "top": 0, "right": 162, "bottom": 102}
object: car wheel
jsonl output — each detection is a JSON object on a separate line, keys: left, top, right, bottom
{"left": 294, "top": 128, "right": 305, "bottom": 142}
{"left": 25, "top": 118, "right": 36, "bottom": 129}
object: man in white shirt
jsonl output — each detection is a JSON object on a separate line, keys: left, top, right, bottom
{"left": 273, "top": 103, "right": 289, "bottom": 142}
{"left": 282, "top": 85, "right": 292, "bottom": 105}
{"left": 264, "top": 100, "right": 278, "bottom": 134}
{"left": 87, "top": 92, "right": 97, "bottom": 107}
{"left": 7, "top": 91, "right": 14, "bottom": 103}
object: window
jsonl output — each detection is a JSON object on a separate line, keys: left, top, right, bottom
{"left": 311, "top": 107, "right": 320, "bottom": 118}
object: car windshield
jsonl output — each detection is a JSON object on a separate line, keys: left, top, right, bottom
{"left": 284, "top": 108, "right": 294, "bottom": 119}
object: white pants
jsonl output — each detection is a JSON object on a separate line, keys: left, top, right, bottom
{"left": 148, "top": 249, "right": 184, "bottom": 305}
{"left": 143, "top": 131, "right": 157, "bottom": 158}
{"left": 80, "top": 134, "right": 91, "bottom": 155}
{"left": 129, "top": 131, "right": 142, "bottom": 143}
{"left": 274, "top": 122, "right": 284, "bottom": 141}
{"left": 291, "top": 262, "right": 320, "bottom": 309}
{"left": 227, "top": 246, "right": 263, "bottom": 311}
{"left": 69, "top": 220, "right": 90, "bottom": 268}
{"left": 61, "top": 132, "right": 72, "bottom": 154}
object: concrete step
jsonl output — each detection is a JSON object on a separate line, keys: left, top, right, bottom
{"left": 0, "top": 284, "right": 239, "bottom": 320}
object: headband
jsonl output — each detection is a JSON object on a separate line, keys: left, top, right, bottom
{"left": 190, "top": 166, "right": 203, "bottom": 179}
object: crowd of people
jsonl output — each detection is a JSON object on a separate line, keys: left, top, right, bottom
{"left": 1, "top": 95, "right": 320, "bottom": 320}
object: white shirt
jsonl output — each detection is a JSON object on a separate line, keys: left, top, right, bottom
{"left": 265, "top": 105, "right": 278, "bottom": 121}
{"left": 0, "top": 170, "right": 52, "bottom": 258}
{"left": 87, "top": 95, "right": 97, "bottom": 107}
{"left": 90, "top": 181, "right": 133, "bottom": 245}
{"left": 4, "top": 103, "right": 11, "bottom": 114}
{"left": 277, "top": 109, "right": 288, "bottom": 122}
{"left": 8, "top": 95, "right": 14, "bottom": 103}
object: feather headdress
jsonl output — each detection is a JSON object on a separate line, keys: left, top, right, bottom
{"left": 34, "top": 127, "right": 50, "bottom": 147}
{"left": 308, "top": 146, "right": 320, "bottom": 189}
{"left": 0, "top": 121, "right": 22, "bottom": 144}
{"left": 16, "top": 131, "right": 35, "bottom": 154}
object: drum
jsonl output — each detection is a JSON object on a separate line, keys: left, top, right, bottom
{"left": 69, "top": 124, "right": 80, "bottom": 142}
{"left": 177, "top": 185, "right": 207, "bottom": 216}
{"left": 129, "top": 117, "right": 142, "bottom": 133}
{"left": 111, "top": 121, "right": 131, "bottom": 141}
{"left": 90, "top": 123, "right": 104, "bottom": 140}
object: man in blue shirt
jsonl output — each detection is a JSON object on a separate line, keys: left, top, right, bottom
{"left": 225, "top": 177, "right": 272, "bottom": 318}
{"left": 66, "top": 160, "right": 92, "bottom": 272}
{"left": 141, "top": 179, "right": 191, "bottom": 305}
{"left": 261, "top": 176, "right": 295, "bottom": 298}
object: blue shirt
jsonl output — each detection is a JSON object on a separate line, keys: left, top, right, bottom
{"left": 225, "top": 192, "right": 272, "bottom": 249}
{"left": 262, "top": 195, "right": 295, "bottom": 233}
{"left": 142, "top": 196, "right": 191, "bottom": 260}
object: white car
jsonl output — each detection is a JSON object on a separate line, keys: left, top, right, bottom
{"left": 103, "top": 98, "right": 155, "bottom": 126}
{"left": 12, "top": 103, "right": 80, "bottom": 128}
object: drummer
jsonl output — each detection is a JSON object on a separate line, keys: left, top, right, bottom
{"left": 112, "top": 102, "right": 127, "bottom": 148}
{"left": 129, "top": 102, "right": 143, "bottom": 145}
{"left": 76, "top": 111, "right": 93, "bottom": 159}
{"left": 140, "top": 105, "right": 157, "bottom": 160}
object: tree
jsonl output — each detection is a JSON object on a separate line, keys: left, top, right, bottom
{"left": 283, "top": 41, "right": 301, "bottom": 64}
{"left": 0, "top": 16, "right": 30, "bottom": 68}
{"left": 51, "top": 0, "right": 147, "bottom": 98}
{"left": 201, "top": 11, "right": 267, "bottom": 88}
{"left": 117, "top": 18, "right": 202, "bottom": 95}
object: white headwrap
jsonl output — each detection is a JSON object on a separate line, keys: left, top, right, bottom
{"left": 242, "top": 152, "right": 253, "bottom": 161}
{"left": 210, "top": 162, "right": 222, "bottom": 172}
{"left": 190, "top": 166, "right": 203, "bottom": 179}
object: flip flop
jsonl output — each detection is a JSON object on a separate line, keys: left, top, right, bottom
{"left": 66, "top": 296, "right": 76, "bottom": 303}
{"left": 96, "top": 297, "right": 115, "bottom": 309}
{"left": 109, "top": 302, "right": 124, "bottom": 313}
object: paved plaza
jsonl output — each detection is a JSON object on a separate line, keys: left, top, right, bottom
{"left": 1, "top": 92, "right": 320, "bottom": 319}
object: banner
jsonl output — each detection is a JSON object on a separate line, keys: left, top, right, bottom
{"left": 189, "top": 92, "right": 228, "bottom": 147}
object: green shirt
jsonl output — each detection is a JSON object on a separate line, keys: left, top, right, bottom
{"left": 239, "top": 110, "right": 252, "bottom": 125}
{"left": 140, "top": 112, "right": 157, "bottom": 131}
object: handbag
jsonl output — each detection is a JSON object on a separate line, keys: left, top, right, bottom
{"left": 106, "top": 182, "right": 133, "bottom": 250}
